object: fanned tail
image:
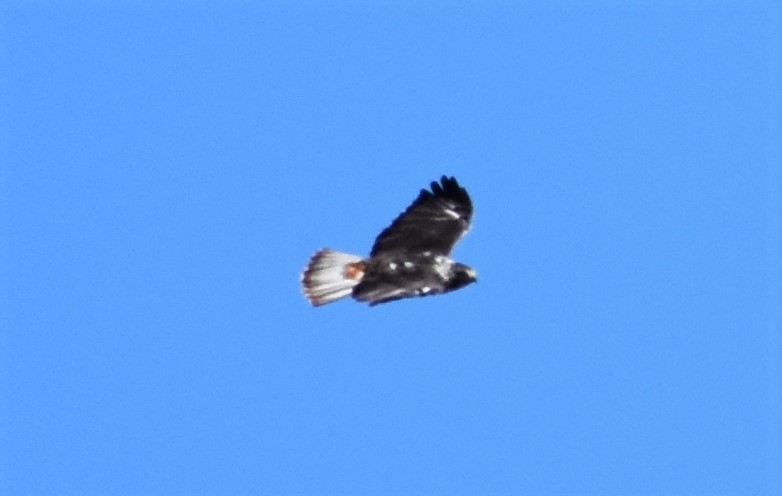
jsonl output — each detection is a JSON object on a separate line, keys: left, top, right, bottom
{"left": 301, "top": 249, "right": 366, "bottom": 306}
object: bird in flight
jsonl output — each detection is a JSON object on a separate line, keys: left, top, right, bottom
{"left": 301, "top": 176, "right": 477, "bottom": 306}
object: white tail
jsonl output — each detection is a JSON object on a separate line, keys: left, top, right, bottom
{"left": 301, "top": 249, "right": 366, "bottom": 306}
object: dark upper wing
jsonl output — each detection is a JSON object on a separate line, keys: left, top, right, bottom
{"left": 369, "top": 176, "right": 473, "bottom": 257}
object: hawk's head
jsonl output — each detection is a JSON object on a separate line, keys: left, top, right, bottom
{"left": 446, "top": 263, "right": 477, "bottom": 291}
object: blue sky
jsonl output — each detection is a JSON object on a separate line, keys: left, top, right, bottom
{"left": 1, "top": 2, "right": 780, "bottom": 495}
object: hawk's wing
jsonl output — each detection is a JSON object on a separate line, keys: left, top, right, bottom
{"left": 370, "top": 176, "right": 473, "bottom": 257}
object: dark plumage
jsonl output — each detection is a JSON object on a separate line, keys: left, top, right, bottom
{"left": 301, "top": 176, "right": 476, "bottom": 306}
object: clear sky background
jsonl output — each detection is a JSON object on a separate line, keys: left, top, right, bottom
{"left": 2, "top": 1, "right": 780, "bottom": 495}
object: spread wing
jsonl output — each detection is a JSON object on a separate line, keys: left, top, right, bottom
{"left": 369, "top": 176, "right": 473, "bottom": 257}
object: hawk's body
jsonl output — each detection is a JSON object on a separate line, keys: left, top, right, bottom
{"left": 301, "top": 176, "right": 476, "bottom": 306}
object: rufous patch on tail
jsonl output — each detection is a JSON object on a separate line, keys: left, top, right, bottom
{"left": 343, "top": 261, "right": 366, "bottom": 281}
{"left": 301, "top": 249, "right": 366, "bottom": 306}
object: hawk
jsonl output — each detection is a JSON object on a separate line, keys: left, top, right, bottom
{"left": 301, "top": 176, "right": 477, "bottom": 306}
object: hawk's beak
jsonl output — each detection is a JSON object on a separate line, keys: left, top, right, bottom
{"left": 467, "top": 268, "right": 478, "bottom": 281}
